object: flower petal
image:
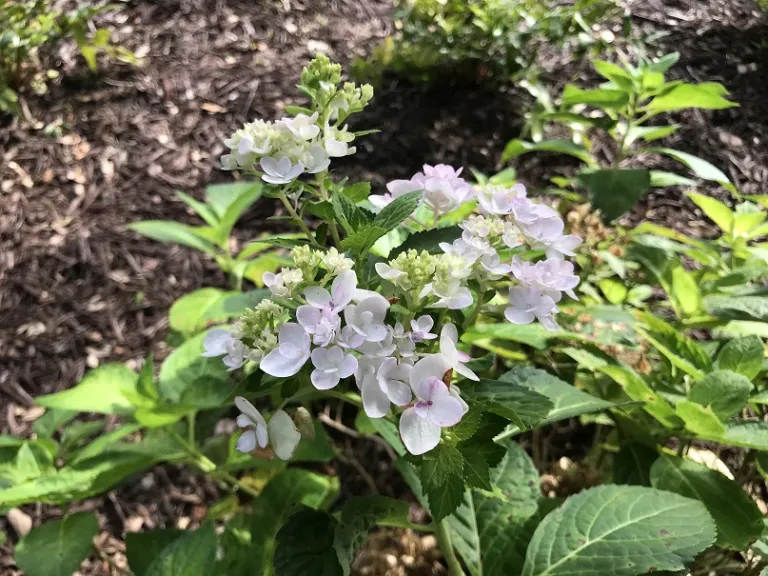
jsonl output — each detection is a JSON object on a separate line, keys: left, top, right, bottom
{"left": 504, "top": 307, "right": 535, "bottom": 325}
{"left": 429, "top": 395, "right": 464, "bottom": 427}
{"left": 331, "top": 270, "right": 357, "bottom": 310}
{"left": 305, "top": 287, "right": 332, "bottom": 309}
{"left": 454, "top": 362, "right": 479, "bottom": 382}
{"left": 338, "top": 354, "right": 358, "bottom": 379}
{"left": 361, "top": 378, "right": 391, "bottom": 419}
{"left": 385, "top": 378, "right": 413, "bottom": 406}
{"left": 296, "top": 305, "right": 322, "bottom": 331}
{"left": 311, "top": 369, "right": 341, "bottom": 390}
{"left": 410, "top": 354, "right": 451, "bottom": 399}
{"left": 235, "top": 429, "right": 257, "bottom": 453}
{"left": 268, "top": 410, "right": 301, "bottom": 461}
{"left": 260, "top": 348, "right": 308, "bottom": 377}
{"left": 399, "top": 408, "right": 441, "bottom": 455}
{"left": 202, "top": 328, "right": 233, "bottom": 357}
{"left": 234, "top": 396, "right": 267, "bottom": 429}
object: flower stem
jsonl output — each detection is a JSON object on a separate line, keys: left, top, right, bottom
{"left": 278, "top": 189, "right": 314, "bottom": 242}
{"left": 463, "top": 287, "right": 486, "bottom": 330}
{"left": 435, "top": 519, "right": 466, "bottom": 576}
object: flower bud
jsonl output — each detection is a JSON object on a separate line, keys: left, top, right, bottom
{"left": 293, "top": 407, "right": 315, "bottom": 440}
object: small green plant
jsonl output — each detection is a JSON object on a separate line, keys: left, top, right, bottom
{"left": 0, "top": 0, "right": 137, "bottom": 116}
{"left": 353, "top": 0, "right": 621, "bottom": 84}
{"left": 504, "top": 52, "right": 739, "bottom": 221}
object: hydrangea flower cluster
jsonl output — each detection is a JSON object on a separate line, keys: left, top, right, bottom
{"left": 220, "top": 55, "right": 373, "bottom": 185}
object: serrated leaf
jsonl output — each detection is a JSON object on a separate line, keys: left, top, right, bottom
{"left": 459, "top": 448, "right": 491, "bottom": 490}
{"left": 145, "top": 521, "right": 217, "bottom": 576}
{"left": 650, "top": 455, "right": 762, "bottom": 549}
{"left": 15, "top": 513, "right": 99, "bottom": 576}
{"left": 522, "top": 485, "right": 716, "bottom": 576}
{"left": 426, "top": 473, "right": 464, "bottom": 521}
{"left": 578, "top": 169, "right": 651, "bottom": 222}
{"left": 373, "top": 190, "right": 423, "bottom": 231}
{"left": 37, "top": 363, "right": 138, "bottom": 415}
{"left": 420, "top": 444, "right": 464, "bottom": 491}
{"left": 613, "top": 442, "right": 658, "bottom": 486}
{"left": 688, "top": 370, "right": 752, "bottom": 419}
{"left": 340, "top": 182, "right": 371, "bottom": 203}
{"left": 158, "top": 329, "right": 230, "bottom": 403}
{"left": 389, "top": 226, "right": 462, "bottom": 257}
{"left": 274, "top": 508, "right": 343, "bottom": 576}
{"left": 339, "top": 225, "right": 387, "bottom": 254}
{"left": 332, "top": 192, "right": 367, "bottom": 235}
{"left": 464, "top": 379, "right": 553, "bottom": 430}
{"left": 675, "top": 400, "right": 726, "bottom": 436}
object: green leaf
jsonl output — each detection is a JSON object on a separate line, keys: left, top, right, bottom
{"left": 420, "top": 444, "right": 464, "bottom": 491}
{"left": 501, "top": 139, "right": 594, "bottom": 165}
{"left": 459, "top": 448, "right": 492, "bottom": 490}
{"left": 425, "top": 472, "right": 464, "bottom": 522}
{"left": 675, "top": 400, "right": 726, "bottom": 436}
{"left": 128, "top": 221, "right": 217, "bottom": 255}
{"left": 169, "top": 288, "right": 268, "bottom": 337}
{"left": 334, "top": 496, "right": 410, "bottom": 574}
{"left": 37, "top": 363, "right": 138, "bottom": 415}
{"left": 369, "top": 417, "right": 406, "bottom": 456}
{"left": 537, "top": 111, "right": 617, "bottom": 130}
{"left": 705, "top": 295, "right": 768, "bottom": 322}
{"left": 649, "top": 52, "right": 680, "bottom": 73}
{"left": 613, "top": 443, "right": 658, "bottom": 486}
{"left": 340, "top": 182, "right": 371, "bottom": 203}
{"left": 652, "top": 148, "right": 735, "bottom": 191}
{"left": 578, "top": 169, "right": 651, "bottom": 222}
{"left": 32, "top": 409, "right": 77, "bottom": 438}
{"left": 274, "top": 508, "right": 343, "bottom": 576}
{"left": 649, "top": 170, "right": 697, "bottom": 188}
{"left": 670, "top": 264, "right": 702, "bottom": 317}
{"left": 464, "top": 379, "right": 553, "bottom": 430}
{"left": 217, "top": 183, "right": 263, "bottom": 239}
{"left": 15, "top": 512, "right": 99, "bottom": 576}
{"left": 522, "top": 485, "right": 716, "bottom": 576}
{"left": 331, "top": 192, "right": 368, "bottom": 235}
{"left": 205, "top": 182, "right": 262, "bottom": 219}
{"left": 647, "top": 82, "right": 736, "bottom": 112}
{"left": 339, "top": 225, "right": 387, "bottom": 255}
{"left": 175, "top": 191, "right": 219, "bottom": 226}
{"left": 158, "top": 330, "right": 230, "bottom": 403}
{"left": 562, "top": 85, "right": 630, "bottom": 108}
{"left": 636, "top": 312, "right": 712, "bottom": 379}
{"left": 599, "top": 278, "right": 628, "bottom": 304}
{"left": 687, "top": 191, "right": 734, "bottom": 233}
{"left": 373, "top": 190, "right": 423, "bottom": 231}
{"left": 389, "top": 226, "right": 462, "bottom": 257}
{"left": 497, "top": 366, "right": 615, "bottom": 437}
{"left": 625, "top": 124, "right": 679, "bottom": 147}
{"left": 592, "top": 59, "right": 633, "bottom": 83}
{"left": 688, "top": 370, "right": 753, "bottom": 419}
{"left": 127, "top": 530, "right": 185, "bottom": 576}
{"left": 650, "top": 454, "right": 762, "bottom": 549}
{"left": 246, "top": 468, "right": 339, "bottom": 575}
{"left": 145, "top": 521, "right": 217, "bottom": 576}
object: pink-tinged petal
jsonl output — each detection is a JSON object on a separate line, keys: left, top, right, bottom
{"left": 410, "top": 355, "right": 451, "bottom": 399}
{"left": 268, "top": 410, "right": 301, "bottom": 461}
{"left": 297, "top": 305, "right": 322, "bottom": 330}
{"left": 311, "top": 369, "right": 340, "bottom": 390}
{"left": 202, "top": 328, "right": 233, "bottom": 357}
{"left": 236, "top": 429, "right": 257, "bottom": 453}
{"left": 305, "top": 287, "right": 332, "bottom": 309}
{"left": 338, "top": 354, "right": 358, "bottom": 379}
{"left": 449, "top": 386, "right": 469, "bottom": 414}
{"left": 454, "top": 362, "right": 479, "bottom": 382}
{"left": 399, "top": 408, "right": 441, "bottom": 455}
{"left": 429, "top": 395, "right": 464, "bottom": 427}
{"left": 504, "top": 307, "right": 535, "bottom": 325}
{"left": 260, "top": 348, "right": 307, "bottom": 377}
{"left": 361, "top": 379, "right": 391, "bottom": 419}
{"left": 331, "top": 270, "right": 357, "bottom": 310}
{"left": 385, "top": 379, "right": 412, "bottom": 406}
{"left": 235, "top": 396, "right": 267, "bottom": 428}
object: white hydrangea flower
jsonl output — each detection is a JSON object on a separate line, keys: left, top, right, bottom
{"left": 310, "top": 346, "right": 358, "bottom": 390}
{"left": 410, "top": 315, "right": 437, "bottom": 342}
{"left": 391, "top": 323, "right": 416, "bottom": 358}
{"left": 399, "top": 354, "right": 465, "bottom": 455}
{"left": 502, "top": 221, "right": 524, "bottom": 249}
{"left": 321, "top": 248, "right": 354, "bottom": 275}
{"left": 337, "top": 325, "right": 365, "bottom": 350}
{"left": 303, "top": 270, "right": 358, "bottom": 314}
{"left": 412, "top": 164, "right": 474, "bottom": 217}
{"left": 344, "top": 295, "right": 390, "bottom": 342}
{"left": 324, "top": 123, "right": 356, "bottom": 157}
{"left": 369, "top": 179, "right": 421, "bottom": 212}
{"left": 479, "top": 251, "right": 513, "bottom": 279}
{"left": 374, "top": 262, "right": 409, "bottom": 288}
{"left": 234, "top": 396, "right": 301, "bottom": 460}
{"left": 358, "top": 328, "right": 397, "bottom": 357}
{"left": 300, "top": 144, "right": 330, "bottom": 174}
{"left": 460, "top": 214, "right": 506, "bottom": 241}
{"left": 202, "top": 328, "right": 247, "bottom": 371}
{"left": 510, "top": 256, "right": 579, "bottom": 300}
{"left": 279, "top": 112, "right": 321, "bottom": 141}
{"left": 421, "top": 278, "right": 473, "bottom": 310}
{"left": 520, "top": 217, "right": 582, "bottom": 259}
{"left": 439, "top": 324, "right": 479, "bottom": 381}
{"left": 263, "top": 268, "right": 303, "bottom": 298}
{"left": 259, "top": 156, "right": 304, "bottom": 184}
{"left": 259, "top": 323, "right": 311, "bottom": 377}
{"left": 505, "top": 286, "right": 560, "bottom": 332}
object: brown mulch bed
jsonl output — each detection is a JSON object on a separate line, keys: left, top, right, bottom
{"left": 1, "top": 0, "right": 767, "bottom": 573}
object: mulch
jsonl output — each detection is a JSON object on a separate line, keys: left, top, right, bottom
{"left": 0, "top": 0, "right": 766, "bottom": 573}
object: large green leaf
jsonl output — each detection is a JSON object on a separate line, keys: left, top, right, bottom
{"left": 650, "top": 455, "right": 762, "bottom": 549}
{"left": 675, "top": 400, "right": 726, "bottom": 437}
{"left": 578, "top": 169, "right": 651, "bottom": 222}
{"left": 687, "top": 191, "right": 734, "bottom": 233}
{"left": 373, "top": 190, "right": 423, "bottom": 231}
{"left": 128, "top": 221, "right": 217, "bottom": 255}
{"left": 687, "top": 370, "right": 753, "bottom": 420}
{"left": 635, "top": 312, "right": 711, "bottom": 379}
{"left": 127, "top": 530, "right": 186, "bottom": 576}
{"left": 169, "top": 288, "right": 268, "bottom": 337}
{"left": 15, "top": 513, "right": 99, "bottom": 576}
{"left": 646, "top": 82, "right": 736, "bottom": 112}
{"left": 613, "top": 443, "right": 658, "bottom": 486}
{"left": 705, "top": 296, "right": 768, "bottom": 322}
{"left": 145, "top": 521, "right": 217, "bottom": 576}
{"left": 205, "top": 182, "right": 262, "bottom": 219}
{"left": 522, "top": 485, "right": 716, "bottom": 576}
{"left": 463, "top": 378, "right": 553, "bottom": 430}
{"left": 158, "top": 330, "right": 230, "bottom": 403}
{"left": 651, "top": 148, "right": 735, "bottom": 191}
{"left": 501, "top": 139, "right": 594, "bottom": 165}
{"left": 216, "top": 183, "right": 263, "bottom": 239}
{"left": 497, "top": 366, "right": 614, "bottom": 438}
{"left": 37, "top": 363, "right": 138, "bottom": 415}
{"left": 562, "top": 85, "right": 629, "bottom": 108}
{"left": 389, "top": 226, "right": 462, "bottom": 257}
{"left": 274, "top": 508, "right": 343, "bottom": 576}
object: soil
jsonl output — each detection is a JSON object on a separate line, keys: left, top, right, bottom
{"left": 0, "top": 0, "right": 767, "bottom": 573}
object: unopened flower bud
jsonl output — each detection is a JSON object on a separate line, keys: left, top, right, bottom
{"left": 293, "top": 407, "right": 315, "bottom": 439}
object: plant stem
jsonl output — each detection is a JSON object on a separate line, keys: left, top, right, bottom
{"left": 278, "top": 189, "right": 314, "bottom": 242}
{"left": 317, "top": 172, "right": 342, "bottom": 247}
{"left": 435, "top": 519, "right": 465, "bottom": 576}
{"left": 187, "top": 411, "right": 196, "bottom": 446}
{"left": 214, "top": 470, "right": 263, "bottom": 500}
{"left": 463, "top": 287, "right": 486, "bottom": 330}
